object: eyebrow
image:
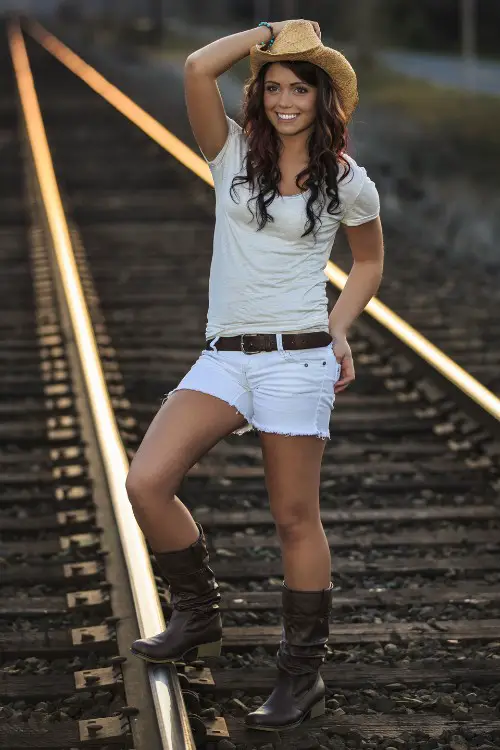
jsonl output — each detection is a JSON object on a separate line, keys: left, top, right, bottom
{"left": 264, "top": 80, "right": 309, "bottom": 86}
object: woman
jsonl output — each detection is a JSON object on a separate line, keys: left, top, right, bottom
{"left": 127, "top": 19, "right": 384, "bottom": 731}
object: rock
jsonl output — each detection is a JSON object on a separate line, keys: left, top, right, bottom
{"left": 268, "top": 577, "right": 282, "bottom": 588}
{"left": 216, "top": 740, "right": 236, "bottom": 750}
{"left": 215, "top": 548, "right": 237, "bottom": 558}
{"left": 63, "top": 695, "right": 81, "bottom": 705}
{"left": 471, "top": 704, "right": 492, "bottom": 715}
{"left": 327, "top": 699, "right": 340, "bottom": 709}
{"left": 296, "top": 738, "right": 320, "bottom": 749}
{"left": 373, "top": 696, "right": 395, "bottom": 712}
{"left": 384, "top": 643, "right": 399, "bottom": 655}
{"left": 436, "top": 694, "right": 455, "bottom": 713}
{"left": 229, "top": 698, "right": 248, "bottom": 715}
{"left": 201, "top": 707, "right": 218, "bottom": 721}
{"left": 452, "top": 706, "right": 469, "bottom": 719}
{"left": 400, "top": 697, "right": 424, "bottom": 708}
{"left": 332, "top": 707, "right": 346, "bottom": 716}
{"left": 346, "top": 729, "right": 364, "bottom": 747}
{"left": 449, "top": 736, "right": 468, "bottom": 750}
{"left": 94, "top": 691, "right": 111, "bottom": 704}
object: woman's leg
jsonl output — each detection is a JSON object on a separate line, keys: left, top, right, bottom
{"left": 245, "top": 433, "right": 332, "bottom": 731}
{"left": 260, "top": 433, "right": 330, "bottom": 589}
{"left": 128, "top": 388, "right": 247, "bottom": 663}
{"left": 126, "top": 389, "right": 246, "bottom": 552}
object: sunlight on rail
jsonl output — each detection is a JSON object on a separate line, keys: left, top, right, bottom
{"left": 325, "top": 265, "right": 500, "bottom": 420}
{"left": 27, "top": 18, "right": 213, "bottom": 186}
{"left": 8, "top": 18, "right": 196, "bottom": 750}
{"left": 24, "top": 21, "right": 500, "bottom": 423}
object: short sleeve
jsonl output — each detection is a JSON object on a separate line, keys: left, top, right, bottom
{"left": 341, "top": 173, "right": 380, "bottom": 226}
{"left": 204, "top": 117, "right": 245, "bottom": 188}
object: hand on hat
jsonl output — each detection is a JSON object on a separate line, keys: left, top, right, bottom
{"left": 270, "top": 20, "right": 321, "bottom": 41}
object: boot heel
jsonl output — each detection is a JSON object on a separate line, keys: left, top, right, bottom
{"left": 197, "top": 640, "right": 222, "bottom": 658}
{"left": 309, "top": 697, "right": 325, "bottom": 719}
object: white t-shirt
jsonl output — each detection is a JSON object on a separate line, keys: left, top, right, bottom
{"left": 204, "top": 117, "right": 379, "bottom": 339}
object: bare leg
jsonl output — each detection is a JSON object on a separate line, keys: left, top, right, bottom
{"left": 126, "top": 390, "right": 246, "bottom": 552}
{"left": 245, "top": 433, "right": 331, "bottom": 730}
{"left": 260, "top": 433, "right": 330, "bottom": 590}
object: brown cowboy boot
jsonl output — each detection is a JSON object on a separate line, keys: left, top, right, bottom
{"left": 245, "top": 582, "right": 333, "bottom": 731}
{"left": 130, "top": 523, "right": 222, "bottom": 663}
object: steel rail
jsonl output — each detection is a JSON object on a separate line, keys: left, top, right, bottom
{"left": 24, "top": 18, "right": 500, "bottom": 425}
{"left": 8, "top": 18, "right": 196, "bottom": 750}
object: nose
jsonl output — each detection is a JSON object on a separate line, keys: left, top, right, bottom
{"left": 277, "top": 89, "right": 293, "bottom": 108}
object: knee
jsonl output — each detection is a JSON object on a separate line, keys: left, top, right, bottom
{"left": 125, "top": 459, "right": 178, "bottom": 512}
{"left": 272, "top": 503, "right": 318, "bottom": 545}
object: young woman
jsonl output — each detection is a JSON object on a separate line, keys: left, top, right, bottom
{"left": 127, "top": 19, "right": 384, "bottom": 731}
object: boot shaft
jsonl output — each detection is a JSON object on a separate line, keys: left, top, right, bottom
{"left": 278, "top": 583, "right": 333, "bottom": 675}
{"left": 153, "top": 523, "right": 220, "bottom": 608}
{"left": 281, "top": 583, "right": 333, "bottom": 645}
{"left": 153, "top": 523, "right": 208, "bottom": 579}
{"left": 245, "top": 584, "right": 333, "bottom": 730}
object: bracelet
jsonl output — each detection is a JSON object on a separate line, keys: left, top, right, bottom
{"left": 258, "top": 21, "right": 275, "bottom": 49}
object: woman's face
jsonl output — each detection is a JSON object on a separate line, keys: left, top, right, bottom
{"left": 263, "top": 63, "right": 317, "bottom": 136}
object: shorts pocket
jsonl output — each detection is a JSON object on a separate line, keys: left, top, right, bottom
{"left": 281, "top": 344, "right": 334, "bottom": 368}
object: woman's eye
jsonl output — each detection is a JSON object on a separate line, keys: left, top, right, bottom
{"left": 295, "top": 87, "right": 308, "bottom": 94}
{"left": 265, "top": 85, "right": 278, "bottom": 92}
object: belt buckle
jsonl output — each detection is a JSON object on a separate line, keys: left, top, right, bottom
{"left": 240, "top": 334, "right": 259, "bottom": 354}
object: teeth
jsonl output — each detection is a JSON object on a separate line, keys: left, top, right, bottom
{"left": 277, "top": 113, "right": 298, "bottom": 120}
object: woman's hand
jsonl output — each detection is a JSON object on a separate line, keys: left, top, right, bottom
{"left": 332, "top": 334, "right": 355, "bottom": 394}
{"left": 270, "top": 20, "right": 321, "bottom": 40}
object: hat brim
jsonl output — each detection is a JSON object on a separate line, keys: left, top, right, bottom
{"left": 249, "top": 45, "right": 358, "bottom": 121}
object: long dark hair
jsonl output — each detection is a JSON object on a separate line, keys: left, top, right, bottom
{"left": 230, "top": 61, "right": 351, "bottom": 237}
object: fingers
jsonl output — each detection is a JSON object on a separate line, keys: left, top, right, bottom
{"left": 334, "top": 355, "right": 355, "bottom": 394}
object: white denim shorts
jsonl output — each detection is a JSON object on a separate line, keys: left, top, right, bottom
{"left": 167, "top": 336, "right": 342, "bottom": 440}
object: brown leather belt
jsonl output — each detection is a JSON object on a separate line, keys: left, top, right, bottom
{"left": 205, "top": 331, "right": 332, "bottom": 354}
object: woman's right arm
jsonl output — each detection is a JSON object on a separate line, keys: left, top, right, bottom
{"left": 184, "top": 25, "right": 281, "bottom": 161}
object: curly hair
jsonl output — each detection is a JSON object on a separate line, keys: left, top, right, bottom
{"left": 230, "top": 60, "right": 351, "bottom": 237}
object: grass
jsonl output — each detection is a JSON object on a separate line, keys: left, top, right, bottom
{"left": 66, "top": 19, "right": 500, "bottom": 180}
{"left": 358, "top": 64, "right": 500, "bottom": 184}
{"left": 153, "top": 29, "right": 500, "bottom": 140}
{"left": 360, "top": 64, "right": 500, "bottom": 147}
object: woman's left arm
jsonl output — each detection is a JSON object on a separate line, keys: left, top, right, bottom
{"left": 329, "top": 217, "right": 384, "bottom": 393}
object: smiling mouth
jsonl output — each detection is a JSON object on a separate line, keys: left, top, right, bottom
{"left": 276, "top": 113, "right": 299, "bottom": 121}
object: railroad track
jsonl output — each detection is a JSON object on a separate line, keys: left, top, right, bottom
{"left": 1, "top": 16, "right": 500, "bottom": 750}
{"left": 2, "top": 19, "right": 197, "bottom": 750}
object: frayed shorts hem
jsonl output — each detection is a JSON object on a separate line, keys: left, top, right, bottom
{"left": 163, "top": 388, "right": 330, "bottom": 440}
{"left": 252, "top": 422, "right": 330, "bottom": 441}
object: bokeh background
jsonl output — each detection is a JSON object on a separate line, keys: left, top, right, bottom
{"left": 26, "top": 0, "right": 497, "bottom": 266}
{"left": 3, "top": 1, "right": 499, "bottom": 378}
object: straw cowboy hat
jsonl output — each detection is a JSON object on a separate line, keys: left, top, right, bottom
{"left": 250, "top": 20, "right": 358, "bottom": 120}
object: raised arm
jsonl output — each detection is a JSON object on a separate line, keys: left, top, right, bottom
{"left": 184, "top": 23, "right": 285, "bottom": 161}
